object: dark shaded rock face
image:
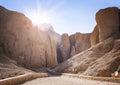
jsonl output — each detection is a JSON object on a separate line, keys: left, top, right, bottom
{"left": 0, "top": 6, "right": 59, "bottom": 69}
{"left": 90, "top": 26, "right": 99, "bottom": 46}
{"left": 57, "top": 32, "right": 91, "bottom": 63}
{"left": 53, "top": 7, "right": 120, "bottom": 77}
{"left": 59, "top": 34, "right": 70, "bottom": 61}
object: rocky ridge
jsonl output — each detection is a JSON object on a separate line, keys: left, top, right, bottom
{"left": 53, "top": 7, "right": 120, "bottom": 77}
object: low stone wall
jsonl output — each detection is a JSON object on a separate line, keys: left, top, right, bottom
{"left": 0, "top": 73, "right": 48, "bottom": 85}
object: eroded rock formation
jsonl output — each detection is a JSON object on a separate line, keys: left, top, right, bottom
{"left": 59, "top": 34, "right": 70, "bottom": 61}
{"left": 53, "top": 7, "right": 120, "bottom": 77}
{"left": 57, "top": 32, "right": 91, "bottom": 63}
{"left": 70, "top": 32, "right": 91, "bottom": 55}
{"left": 90, "top": 25, "right": 99, "bottom": 46}
{"left": 0, "top": 6, "right": 59, "bottom": 68}
{"left": 96, "top": 7, "right": 120, "bottom": 42}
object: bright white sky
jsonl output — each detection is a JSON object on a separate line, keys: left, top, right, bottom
{"left": 0, "top": 0, "right": 120, "bottom": 34}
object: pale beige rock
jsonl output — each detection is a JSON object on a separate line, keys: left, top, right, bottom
{"left": 70, "top": 32, "right": 91, "bottom": 55}
{"left": 58, "top": 32, "right": 91, "bottom": 62}
{"left": 0, "top": 6, "right": 58, "bottom": 68}
{"left": 90, "top": 25, "right": 99, "bottom": 46}
{"left": 53, "top": 7, "right": 120, "bottom": 77}
{"left": 96, "top": 7, "right": 119, "bottom": 42}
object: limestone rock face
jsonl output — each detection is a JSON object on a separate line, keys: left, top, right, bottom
{"left": 54, "top": 36, "right": 120, "bottom": 77}
{"left": 53, "top": 7, "right": 120, "bottom": 77}
{"left": 96, "top": 7, "right": 119, "bottom": 42}
{"left": 70, "top": 32, "right": 91, "bottom": 55}
{"left": 59, "top": 34, "right": 70, "bottom": 61}
{"left": 75, "top": 32, "right": 91, "bottom": 54}
{"left": 90, "top": 25, "right": 99, "bottom": 46}
{"left": 57, "top": 32, "right": 91, "bottom": 63}
{"left": 70, "top": 46, "right": 76, "bottom": 57}
{"left": 0, "top": 6, "right": 58, "bottom": 68}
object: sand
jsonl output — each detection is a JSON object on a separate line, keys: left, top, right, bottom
{"left": 22, "top": 76, "right": 120, "bottom": 85}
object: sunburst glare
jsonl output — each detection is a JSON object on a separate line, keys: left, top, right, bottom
{"left": 24, "top": 0, "right": 65, "bottom": 26}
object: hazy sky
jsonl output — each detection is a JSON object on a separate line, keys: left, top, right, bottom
{"left": 0, "top": 0, "right": 120, "bottom": 34}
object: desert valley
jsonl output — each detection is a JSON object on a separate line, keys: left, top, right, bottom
{"left": 0, "top": 5, "right": 120, "bottom": 85}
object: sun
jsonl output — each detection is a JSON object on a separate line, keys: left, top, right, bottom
{"left": 25, "top": 9, "right": 51, "bottom": 25}
{"left": 24, "top": 0, "right": 66, "bottom": 28}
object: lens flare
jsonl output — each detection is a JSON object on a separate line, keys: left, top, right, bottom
{"left": 26, "top": 11, "right": 51, "bottom": 24}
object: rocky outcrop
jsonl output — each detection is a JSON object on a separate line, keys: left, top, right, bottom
{"left": 90, "top": 26, "right": 99, "bottom": 46}
{"left": 57, "top": 32, "right": 91, "bottom": 63}
{"left": 96, "top": 7, "right": 120, "bottom": 42}
{"left": 53, "top": 7, "right": 120, "bottom": 77}
{"left": 0, "top": 6, "right": 59, "bottom": 68}
{"left": 59, "top": 34, "right": 70, "bottom": 61}
{"left": 70, "top": 32, "right": 91, "bottom": 55}
{"left": 91, "top": 7, "right": 120, "bottom": 46}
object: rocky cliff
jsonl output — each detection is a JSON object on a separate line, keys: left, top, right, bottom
{"left": 53, "top": 7, "right": 120, "bottom": 77}
{"left": 0, "top": 6, "right": 92, "bottom": 67}
{"left": 57, "top": 32, "right": 91, "bottom": 63}
{"left": 0, "top": 6, "right": 59, "bottom": 69}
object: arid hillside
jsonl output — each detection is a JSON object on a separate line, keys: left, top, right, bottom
{"left": 0, "top": 54, "right": 32, "bottom": 79}
{"left": 53, "top": 7, "right": 120, "bottom": 77}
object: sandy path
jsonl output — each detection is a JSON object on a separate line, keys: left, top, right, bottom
{"left": 22, "top": 76, "right": 120, "bottom": 85}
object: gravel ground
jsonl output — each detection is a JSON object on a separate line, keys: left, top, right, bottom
{"left": 22, "top": 76, "right": 120, "bottom": 85}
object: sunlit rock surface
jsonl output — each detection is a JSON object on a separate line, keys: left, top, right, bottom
{"left": 53, "top": 7, "right": 120, "bottom": 77}
{"left": 0, "top": 6, "right": 59, "bottom": 68}
{"left": 96, "top": 7, "right": 120, "bottom": 42}
{"left": 1, "top": 6, "right": 120, "bottom": 78}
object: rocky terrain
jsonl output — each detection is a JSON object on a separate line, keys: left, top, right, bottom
{"left": 0, "top": 5, "right": 120, "bottom": 84}
{"left": 0, "top": 5, "right": 91, "bottom": 69}
{"left": 53, "top": 7, "right": 120, "bottom": 77}
{"left": 0, "top": 54, "right": 31, "bottom": 79}
{"left": 0, "top": 6, "right": 60, "bottom": 69}
{"left": 57, "top": 32, "right": 91, "bottom": 63}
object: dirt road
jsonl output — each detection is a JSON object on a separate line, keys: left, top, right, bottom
{"left": 22, "top": 76, "right": 120, "bottom": 85}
